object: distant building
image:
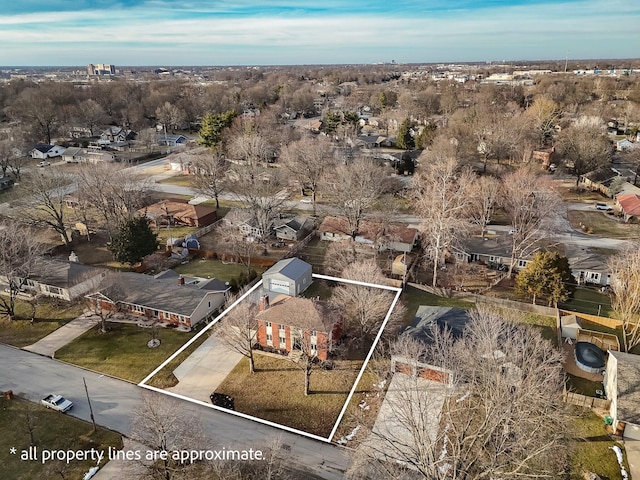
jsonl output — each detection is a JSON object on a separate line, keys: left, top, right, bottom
{"left": 88, "top": 64, "right": 116, "bottom": 76}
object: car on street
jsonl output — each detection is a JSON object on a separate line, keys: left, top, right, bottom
{"left": 36, "top": 161, "right": 51, "bottom": 167}
{"left": 41, "top": 394, "right": 73, "bottom": 413}
{"left": 595, "top": 202, "right": 613, "bottom": 211}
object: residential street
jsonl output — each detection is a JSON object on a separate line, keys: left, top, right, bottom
{"left": 0, "top": 345, "right": 349, "bottom": 479}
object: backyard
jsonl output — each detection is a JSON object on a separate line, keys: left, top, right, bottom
{"left": 567, "top": 210, "right": 640, "bottom": 239}
{"left": 55, "top": 322, "right": 200, "bottom": 383}
{"left": 214, "top": 353, "right": 364, "bottom": 438}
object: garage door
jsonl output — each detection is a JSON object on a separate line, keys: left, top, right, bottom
{"left": 269, "top": 279, "right": 290, "bottom": 294}
{"left": 624, "top": 423, "right": 640, "bottom": 440}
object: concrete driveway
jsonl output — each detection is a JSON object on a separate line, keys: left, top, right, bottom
{"left": 167, "top": 335, "right": 242, "bottom": 403}
{"left": 625, "top": 439, "right": 640, "bottom": 480}
{"left": 24, "top": 315, "right": 100, "bottom": 357}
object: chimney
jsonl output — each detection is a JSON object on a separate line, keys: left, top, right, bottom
{"left": 178, "top": 276, "right": 185, "bottom": 286}
{"left": 258, "top": 294, "right": 270, "bottom": 312}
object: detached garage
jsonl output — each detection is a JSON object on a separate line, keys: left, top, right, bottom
{"left": 262, "top": 257, "right": 312, "bottom": 297}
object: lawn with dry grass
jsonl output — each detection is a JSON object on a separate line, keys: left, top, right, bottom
{"left": 214, "top": 353, "right": 363, "bottom": 437}
{"left": 0, "top": 298, "right": 85, "bottom": 347}
{"left": 566, "top": 210, "right": 640, "bottom": 238}
{"left": 55, "top": 322, "right": 198, "bottom": 383}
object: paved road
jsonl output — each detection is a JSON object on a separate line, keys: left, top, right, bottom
{"left": 0, "top": 345, "right": 349, "bottom": 479}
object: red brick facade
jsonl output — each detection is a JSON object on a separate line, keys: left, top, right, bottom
{"left": 256, "top": 319, "right": 333, "bottom": 361}
{"left": 89, "top": 298, "right": 192, "bottom": 328}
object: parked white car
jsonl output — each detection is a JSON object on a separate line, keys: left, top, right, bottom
{"left": 594, "top": 203, "right": 612, "bottom": 211}
{"left": 41, "top": 394, "right": 73, "bottom": 413}
{"left": 36, "top": 161, "right": 51, "bottom": 167}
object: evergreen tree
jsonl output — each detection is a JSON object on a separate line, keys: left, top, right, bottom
{"left": 396, "top": 118, "right": 415, "bottom": 150}
{"left": 515, "top": 251, "right": 576, "bottom": 306}
{"left": 197, "top": 109, "right": 237, "bottom": 148}
{"left": 109, "top": 216, "right": 159, "bottom": 265}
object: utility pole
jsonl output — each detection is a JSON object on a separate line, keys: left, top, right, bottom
{"left": 83, "top": 377, "right": 97, "bottom": 433}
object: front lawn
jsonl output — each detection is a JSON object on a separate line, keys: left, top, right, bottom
{"left": 214, "top": 353, "right": 363, "bottom": 438}
{"left": 570, "top": 409, "right": 629, "bottom": 480}
{"left": 0, "top": 396, "right": 122, "bottom": 480}
{"left": 0, "top": 299, "right": 85, "bottom": 347}
{"left": 55, "top": 322, "right": 197, "bottom": 383}
{"left": 566, "top": 210, "right": 640, "bottom": 239}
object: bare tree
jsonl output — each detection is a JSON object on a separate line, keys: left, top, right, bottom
{"left": 8, "top": 87, "right": 59, "bottom": 144}
{"left": 129, "top": 391, "right": 207, "bottom": 480}
{"left": 0, "top": 221, "right": 46, "bottom": 320}
{"left": 75, "top": 163, "right": 150, "bottom": 240}
{"left": 213, "top": 295, "right": 259, "bottom": 374}
{"left": 76, "top": 99, "right": 105, "bottom": 136}
{"left": 525, "top": 95, "right": 561, "bottom": 146}
{"left": 215, "top": 223, "right": 259, "bottom": 274}
{"left": 325, "top": 157, "right": 388, "bottom": 239}
{"left": 467, "top": 175, "right": 500, "bottom": 235}
{"left": 501, "top": 166, "right": 560, "bottom": 276}
{"left": 556, "top": 116, "right": 613, "bottom": 187}
{"left": 155, "top": 101, "right": 185, "bottom": 143}
{"left": 190, "top": 150, "right": 228, "bottom": 209}
{"left": 85, "top": 272, "right": 125, "bottom": 333}
{"left": 608, "top": 244, "right": 640, "bottom": 352}
{"left": 225, "top": 163, "right": 287, "bottom": 253}
{"left": 412, "top": 144, "right": 475, "bottom": 287}
{"left": 21, "top": 171, "right": 75, "bottom": 248}
{"left": 352, "top": 308, "right": 569, "bottom": 480}
{"left": 280, "top": 135, "right": 335, "bottom": 214}
{"left": 332, "top": 260, "right": 403, "bottom": 342}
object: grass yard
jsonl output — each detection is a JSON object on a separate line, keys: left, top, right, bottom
{"left": 174, "top": 258, "right": 264, "bottom": 283}
{"left": 155, "top": 225, "right": 198, "bottom": 244}
{"left": 145, "top": 332, "right": 210, "bottom": 388}
{"left": 55, "top": 322, "right": 198, "bottom": 383}
{"left": 566, "top": 210, "right": 640, "bottom": 239}
{"left": 400, "top": 285, "right": 475, "bottom": 327}
{"left": 570, "top": 409, "right": 629, "bottom": 480}
{"left": 300, "top": 279, "right": 334, "bottom": 300}
{"left": 156, "top": 175, "right": 194, "bottom": 188}
{"left": 502, "top": 310, "right": 557, "bottom": 342}
{"left": 0, "top": 299, "right": 85, "bottom": 347}
{"left": 559, "top": 288, "right": 614, "bottom": 317}
{"left": 566, "top": 374, "right": 603, "bottom": 397}
{"left": 0, "top": 396, "right": 122, "bottom": 480}
{"left": 294, "top": 236, "right": 330, "bottom": 269}
{"left": 215, "top": 353, "right": 363, "bottom": 437}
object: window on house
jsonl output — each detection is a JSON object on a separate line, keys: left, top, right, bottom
{"left": 46, "top": 285, "right": 63, "bottom": 295}
{"left": 310, "top": 343, "right": 317, "bottom": 352}
{"left": 153, "top": 310, "right": 159, "bottom": 318}
{"left": 311, "top": 330, "right": 317, "bottom": 337}
{"left": 279, "top": 325, "right": 285, "bottom": 332}
{"left": 266, "top": 334, "right": 272, "bottom": 341}
{"left": 279, "top": 337, "right": 286, "bottom": 347}
{"left": 266, "top": 322, "right": 272, "bottom": 327}
{"left": 131, "top": 305, "right": 144, "bottom": 313}
{"left": 489, "top": 256, "right": 495, "bottom": 262}
{"left": 518, "top": 260, "right": 527, "bottom": 268}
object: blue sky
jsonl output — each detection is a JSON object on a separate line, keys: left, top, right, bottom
{"left": 1, "top": 0, "right": 638, "bottom": 66}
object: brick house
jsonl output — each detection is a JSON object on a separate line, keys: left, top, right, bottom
{"left": 140, "top": 199, "right": 218, "bottom": 228}
{"left": 255, "top": 295, "right": 341, "bottom": 361}
{"left": 86, "top": 271, "right": 228, "bottom": 329}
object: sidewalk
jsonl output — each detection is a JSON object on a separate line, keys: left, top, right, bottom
{"left": 23, "top": 314, "right": 100, "bottom": 357}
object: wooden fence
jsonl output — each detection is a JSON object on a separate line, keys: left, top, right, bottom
{"left": 563, "top": 387, "right": 610, "bottom": 410}
{"left": 559, "top": 310, "right": 623, "bottom": 329}
{"left": 194, "top": 218, "right": 223, "bottom": 238}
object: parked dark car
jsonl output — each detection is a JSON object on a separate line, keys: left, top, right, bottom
{"left": 210, "top": 393, "right": 234, "bottom": 410}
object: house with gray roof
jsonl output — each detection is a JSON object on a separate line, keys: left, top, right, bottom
{"left": 273, "top": 215, "right": 313, "bottom": 241}
{"left": 604, "top": 350, "right": 640, "bottom": 440}
{"left": 14, "top": 260, "right": 106, "bottom": 301}
{"left": 86, "top": 271, "right": 228, "bottom": 329}
{"left": 262, "top": 257, "right": 312, "bottom": 296}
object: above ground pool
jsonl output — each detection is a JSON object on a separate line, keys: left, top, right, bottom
{"left": 574, "top": 342, "right": 605, "bottom": 374}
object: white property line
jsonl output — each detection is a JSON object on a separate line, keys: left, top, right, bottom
{"left": 139, "top": 272, "right": 402, "bottom": 444}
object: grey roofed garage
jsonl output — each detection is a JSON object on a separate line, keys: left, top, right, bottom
{"left": 264, "top": 257, "right": 311, "bottom": 280}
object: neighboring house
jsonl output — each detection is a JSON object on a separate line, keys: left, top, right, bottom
{"left": 255, "top": 295, "right": 341, "bottom": 361}
{"left": 30, "top": 144, "right": 66, "bottom": 159}
{"left": 86, "top": 271, "right": 228, "bottom": 329}
{"left": 616, "top": 139, "right": 638, "bottom": 152}
{"left": 604, "top": 350, "right": 640, "bottom": 440}
{"left": 62, "top": 147, "right": 116, "bottom": 164}
{"left": 318, "top": 216, "right": 418, "bottom": 253}
{"left": 565, "top": 244, "right": 611, "bottom": 286}
{"left": 273, "top": 216, "right": 314, "bottom": 241}
{"left": 224, "top": 208, "right": 272, "bottom": 239}
{"left": 531, "top": 147, "right": 555, "bottom": 167}
{"left": 158, "top": 134, "right": 188, "bottom": 146}
{"left": 262, "top": 257, "right": 313, "bottom": 296}
{"left": 99, "top": 127, "right": 136, "bottom": 145}
{"left": 616, "top": 193, "right": 640, "bottom": 223}
{"left": 69, "top": 126, "right": 93, "bottom": 138}
{"left": 355, "top": 135, "right": 391, "bottom": 148}
{"left": 140, "top": 199, "right": 218, "bottom": 228}
{"left": 579, "top": 166, "right": 620, "bottom": 198}
{"left": 3, "top": 260, "right": 107, "bottom": 301}
{"left": 167, "top": 146, "right": 208, "bottom": 172}
{"left": 462, "top": 235, "right": 530, "bottom": 270}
